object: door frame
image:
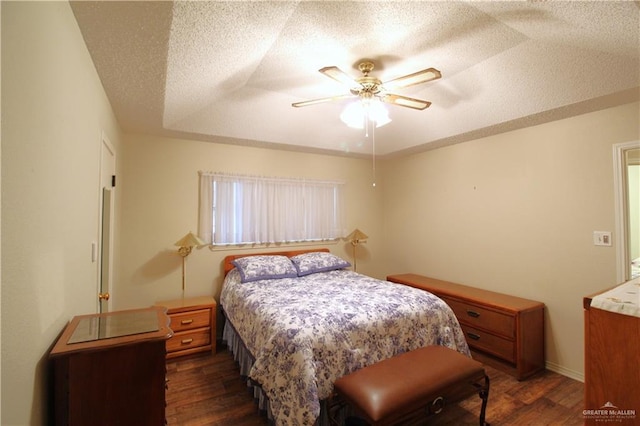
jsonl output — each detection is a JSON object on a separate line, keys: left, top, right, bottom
{"left": 613, "top": 140, "right": 640, "bottom": 284}
{"left": 98, "top": 132, "right": 116, "bottom": 312}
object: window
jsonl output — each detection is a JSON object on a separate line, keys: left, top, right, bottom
{"left": 198, "top": 172, "right": 346, "bottom": 245}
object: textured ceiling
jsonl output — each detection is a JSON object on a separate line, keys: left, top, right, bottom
{"left": 71, "top": 1, "right": 640, "bottom": 158}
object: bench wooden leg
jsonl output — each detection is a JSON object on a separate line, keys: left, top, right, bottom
{"left": 327, "top": 395, "right": 346, "bottom": 426}
{"left": 474, "top": 374, "right": 491, "bottom": 426}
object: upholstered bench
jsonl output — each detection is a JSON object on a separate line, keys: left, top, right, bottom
{"left": 333, "top": 345, "right": 490, "bottom": 426}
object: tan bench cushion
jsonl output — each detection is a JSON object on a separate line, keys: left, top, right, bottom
{"left": 334, "top": 345, "right": 485, "bottom": 424}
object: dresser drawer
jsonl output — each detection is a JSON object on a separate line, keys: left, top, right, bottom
{"left": 441, "top": 297, "right": 515, "bottom": 338}
{"left": 168, "top": 309, "right": 211, "bottom": 333}
{"left": 166, "top": 328, "right": 211, "bottom": 353}
{"left": 387, "top": 274, "right": 544, "bottom": 380}
{"left": 461, "top": 324, "right": 515, "bottom": 363}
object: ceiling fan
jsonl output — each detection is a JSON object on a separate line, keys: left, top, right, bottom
{"left": 292, "top": 61, "right": 441, "bottom": 111}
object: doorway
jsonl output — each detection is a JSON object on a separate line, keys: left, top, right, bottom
{"left": 99, "top": 134, "right": 116, "bottom": 312}
{"left": 614, "top": 141, "right": 640, "bottom": 283}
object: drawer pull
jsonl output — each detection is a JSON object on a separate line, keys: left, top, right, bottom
{"left": 180, "top": 319, "right": 194, "bottom": 325}
{"left": 181, "top": 338, "right": 194, "bottom": 345}
{"left": 430, "top": 396, "right": 445, "bottom": 414}
{"left": 466, "top": 310, "right": 480, "bottom": 318}
{"left": 467, "top": 332, "right": 481, "bottom": 341}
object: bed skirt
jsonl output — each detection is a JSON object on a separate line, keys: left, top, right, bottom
{"left": 222, "top": 318, "right": 345, "bottom": 426}
{"left": 222, "top": 319, "right": 273, "bottom": 418}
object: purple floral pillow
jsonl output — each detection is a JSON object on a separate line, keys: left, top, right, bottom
{"left": 290, "top": 252, "right": 351, "bottom": 277}
{"left": 232, "top": 255, "right": 298, "bottom": 283}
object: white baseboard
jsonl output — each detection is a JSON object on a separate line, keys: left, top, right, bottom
{"left": 546, "top": 360, "right": 584, "bottom": 383}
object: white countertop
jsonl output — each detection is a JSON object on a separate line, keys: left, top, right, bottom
{"left": 590, "top": 277, "right": 640, "bottom": 318}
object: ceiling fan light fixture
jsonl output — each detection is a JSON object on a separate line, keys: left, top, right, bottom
{"left": 340, "top": 98, "right": 391, "bottom": 129}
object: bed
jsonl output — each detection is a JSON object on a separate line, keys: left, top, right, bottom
{"left": 220, "top": 249, "right": 470, "bottom": 426}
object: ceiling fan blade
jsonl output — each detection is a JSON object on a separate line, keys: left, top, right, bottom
{"left": 292, "top": 94, "right": 355, "bottom": 108}
{"left": 381, "top": 94, "right": 432, "bottom": 110}
{"left": 382, "top": 67, "right": 442, "bottom": 90}
{"left": 319, "top": 66, "right": 359, "bottom": 88}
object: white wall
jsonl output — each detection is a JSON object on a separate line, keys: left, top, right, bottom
{"left": 1, "top": 3, "right": 121, "bottom": 424}
{"left": 113, "top": 133, "right": 384, "bottom": 313}
{"left": 381, "top": 101, "right": 640, "bottom": 380}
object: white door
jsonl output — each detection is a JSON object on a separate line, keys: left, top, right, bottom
{"left": 99, "top": 135, "right": 116, "bottom": 312}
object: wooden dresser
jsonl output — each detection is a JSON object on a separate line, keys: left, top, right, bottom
{"left": 50, "top": 307, "right": 172, "bottom": 426}
{"left": 583, "top": 283, "right": 639, "bottom": 425}
{"left": 387, "top": 274, "right": 545, "bottom": 380}
{"left": 155, "top": 296, "right": 216, "bottom": 358}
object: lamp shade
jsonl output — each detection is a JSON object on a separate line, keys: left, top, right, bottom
{"left": 340, "top": 99, "right": 391, "bottom": 129}
{"left": 346, "top": 228, "right": 368, "bottom": 244}
{"left": 174, "top": 232, "right": 204, "bottom": 248}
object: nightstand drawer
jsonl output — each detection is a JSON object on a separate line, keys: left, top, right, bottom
{"left": 166, "top": 328, "right": 211, "bottom": 353}
{"left": 460, "top": 324, "right": 515, "bottom": 363}
{"left": 441, "top": 297, "right": 515, "bottom": 338}
{"left": 168, "top": 309, "right": 211, "bottom": 333}
{"left": 155, "top": 296, "right": 217, "bottom": 358}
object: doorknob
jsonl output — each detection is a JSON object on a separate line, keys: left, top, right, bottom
{"left": 98, "top": 292, "right": 110, "bottom": 301}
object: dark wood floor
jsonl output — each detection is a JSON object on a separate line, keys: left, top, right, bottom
{"left": 166, "top": 347, "right": 584, "bottom": 425}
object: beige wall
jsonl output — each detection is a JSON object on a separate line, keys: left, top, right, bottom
{"left": 118, "top": 103, "right": 639, "bottom": 382}
{"left": 114, "top": 134, "right": 385, "bottom": 311}
{"left": 381, "top": 101, "right": 640, "bottom": 379}
{"left": 1, "top": 2, "right": 122, "bottom": 424}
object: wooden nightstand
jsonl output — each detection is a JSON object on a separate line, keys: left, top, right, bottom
{"left": 388, "top": 274, "right": 545, "bottom": 380}
{"left": 155, "top": 296, "right": 216, "bottom": 359}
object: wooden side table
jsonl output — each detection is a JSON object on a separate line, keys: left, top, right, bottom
{"left": 155, "top": 296, "right": 217, "bottom": 358}
{"left": 50, "top": 307, "right": 172, "bottom": 426}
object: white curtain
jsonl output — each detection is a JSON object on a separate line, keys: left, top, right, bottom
{"left": 198, "top": 173, "right": 214, "bottom": 244}
{"left": 199, "top": 172, "right": 345, "bottom": 245}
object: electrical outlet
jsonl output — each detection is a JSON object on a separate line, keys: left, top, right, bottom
{"left": 593, "top": 231, "right": 612, "bottom": 246}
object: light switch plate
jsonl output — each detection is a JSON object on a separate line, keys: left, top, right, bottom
{"left": 593, "top": 231, "right": 612, "bottom": 246}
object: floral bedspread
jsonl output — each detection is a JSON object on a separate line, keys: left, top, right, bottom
{"left": 220, "top": 269, "right": 470, "bottom": 426}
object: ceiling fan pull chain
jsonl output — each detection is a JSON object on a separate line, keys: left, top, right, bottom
{"left": 372, "top": 121, "right": 377, "bottom": 188}
{"left": 364, "top": 107, "right": 370, "bottom": 138}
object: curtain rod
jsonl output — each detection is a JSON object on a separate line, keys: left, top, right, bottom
{"left": 198, "top": 171, "right": 345, "bottom": 186}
